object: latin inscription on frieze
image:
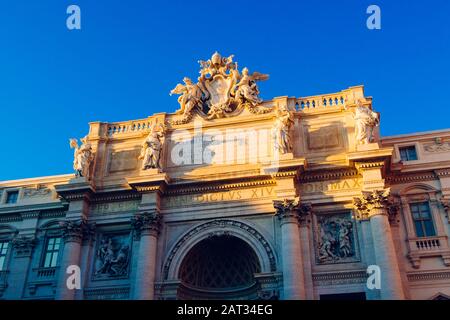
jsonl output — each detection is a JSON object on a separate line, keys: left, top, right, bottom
{"left": 91, "top": 201, "right": 140, "bottom": 214}
{"left": 301, "top": 178, "right": 362, "bottom": 194}
{"left": 163, "top": 187, "right": 275, "bottom": 208}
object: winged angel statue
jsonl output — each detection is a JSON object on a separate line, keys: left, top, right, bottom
{"left": 170, "top": 52, "right": 270, "bottom": 123}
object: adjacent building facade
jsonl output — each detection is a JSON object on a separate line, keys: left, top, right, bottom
{"left": 1, "top": 53, "right": 450, "bottom": 300}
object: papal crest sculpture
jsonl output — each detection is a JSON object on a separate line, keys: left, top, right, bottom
{"left": 170, "top": 52, "right": 270, "bottom": 124}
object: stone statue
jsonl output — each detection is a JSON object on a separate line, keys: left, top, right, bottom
{"left": 272, "top": 106, "right": 294, "bottom": 154}
{"left": 139, "top": 123, "right": 166, "bottom": 170}
{"left": 234, "top": 67, "right": 269, "bottom": 107}
{"left": 354, "top": 100, "right": 379, "bottom": 144}
{"left": 69, "top": 136, "right": 94, "bottom": 178}
{"left": 95, "top": 237, "right": 129, "bottom": 277}
{"left": 170, "top": 77, "right": 204, "bottom": 119}
{"left": 170, "top": 52, "right": 270, "bottom": 123}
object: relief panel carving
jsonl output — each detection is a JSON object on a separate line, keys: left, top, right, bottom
{"left": 93, "top": 233, "right": 131, "bottom": 280}
{"left": 314, "top": 212, "right": 360, "bottom": 264}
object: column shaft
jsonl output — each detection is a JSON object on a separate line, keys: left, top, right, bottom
{"left": 133, "top": 233, "right": 158, "bottom": 300}
{"left": 280, "top": 220, "right": 305, "bottom": 300}
{"left": 370, "top": 212, "right": 405, "bottom": 300}
{"left": 55, "top": 240, "right": 82, "bottom": 300}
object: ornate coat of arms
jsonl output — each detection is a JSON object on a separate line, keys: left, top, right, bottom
{"left": 170, "top": 52, "right": 270, "bottom": 124}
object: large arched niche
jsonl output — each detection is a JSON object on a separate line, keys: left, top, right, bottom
{"left": 163, "top": 219, "right": 277, "bottom": 281}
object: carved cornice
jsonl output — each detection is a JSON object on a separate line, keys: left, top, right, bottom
{"left": 299, "top": 169, "right": 359, "bottom": 183}
{"left": 354, "top": 160, "right": 385, "bottom": 172}
{"left": 0, "top": 214, "right": 22, "bottom": 223}
{"left": 127, "top": 174, "right": 168, "bottom": 195}
{"left": 435, "top": 168, "right": 450, "bottom": 178}
{"left": 83, "top": 286, "right": 130, "bottom": 300}
{"left": 131, "top": 211, "right": 161, "bottom": 238}
{"left": 407, "top": 271, "right": 450, "bottom": 282}
{"left": 271, "top": 170, "right": 298, "bottom": 179}
{"left": 91, "top": 192, "right": 141, "bottom": 203}
{"left": 312, "top": 270, "right": 367, "bottom": 286}
{"left": 353, "top": 189, "right": 395, "bottom": 220}
{"left": 165, "top": 178, "right": 275, "bottom": 196}
{"left": 40, "top": 210, "right": 67, "bottom": 219}
{"left": 12, "top": 235, "right": 37, "bottom": 257}
{"left": 134, "top": 186, "right": 163, "bottom": 193}
{"left": 55, "top": 181, "right": 95, "bottom": 203}
{"left": 21, "top": 211, "right": 40, "bottom": 220}
{"left": 386, "top": 171, "right": 437, "bottom": 184}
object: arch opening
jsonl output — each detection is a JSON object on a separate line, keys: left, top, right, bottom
{"left": 177, "top": 235, "right": 262, "bottom": 299}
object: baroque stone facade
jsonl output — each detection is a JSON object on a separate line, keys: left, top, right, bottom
{"left": 1, "top": 53, "right": 450, "bottom": 300}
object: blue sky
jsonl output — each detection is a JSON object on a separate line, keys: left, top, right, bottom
{"left": 1, "top": 1, "right": 449, "bottom": 180}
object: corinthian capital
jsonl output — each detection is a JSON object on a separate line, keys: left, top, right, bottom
{"left": 273, "top": 198, "right": 299, "bottom": 222}
{"left": 60, "top": 219, "right": 90, "bottom": 243}
{"left": 131, "top": 211, "right": 161, "bottom": 238}
{"left": 297, "top": 202, "right": 313, "bottom": 226}
{"left": 353, "top": 188, "right": 393, "bottom": 220}
{"left": 12, "top": 235, "right": 37, "bottom": 257}
{"left": 273, "top": 198, "right": 312, "bottom": 225}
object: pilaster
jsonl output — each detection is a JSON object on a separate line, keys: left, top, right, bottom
{"left": 7, "top": 235, "right": 37, "bottom": 299}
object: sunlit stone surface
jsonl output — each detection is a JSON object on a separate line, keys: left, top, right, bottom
{"left": 1, "top": 53, "right": 450, "bottom": 300}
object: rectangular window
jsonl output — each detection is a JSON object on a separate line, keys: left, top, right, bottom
{"left": 43, "top": 237, "right": 61, "bottom": 268}
{"left": 0, "top": 241, "right": 9, "bottom": 271}
{"left": 5, "top": 191, "right": 19, "bottom": 204}
{"left": 399, "top": 146, "right": 418, "bottom": 161}
{"left": 410, "top": 202, "right": 436, "bottom": 237}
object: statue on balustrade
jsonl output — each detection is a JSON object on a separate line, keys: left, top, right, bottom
{"left": 69, "top": 136, "right": 95, "bottom": 179}
{"left": 234, "top": 67, "right": 269, "bottom": 108}
{"left": 139, "top": 123, "right": 166, "bottom": 170}
{"left": 272, "top": 106, "right": 295, "bottom": 154}
{"left": 354, "top": 99, "right": 380, "bottom": 145}
{"left": 170, "top": 77, "right": 205, "bottom": 120}
{"left": 170, "top": 52, "right": 270, "bottom": 123}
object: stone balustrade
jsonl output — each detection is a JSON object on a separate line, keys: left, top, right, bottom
{"left": 107, "top": 119, "right": 155, "bottom": 136}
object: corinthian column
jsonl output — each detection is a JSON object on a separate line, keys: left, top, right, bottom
{"left": 354, "top": 189, "right": 405, "bottom": 300}
{"left": 55, "top": 219, "right": 89, "bottom": 300}
{"left": 274, "top": 199, "right": 306, "bottom": 300}
{"left": 131, "top": 211, "right": 161, "bottom": 300}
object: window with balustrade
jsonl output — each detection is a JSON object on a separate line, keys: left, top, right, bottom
{"left": 399, "top": 184, "right": 450, "bottom": 268}
{"left": 410, "top": 202, "right": 436, "bottom": 237}
{"left": 0, "top": 241, "right": 9, "bottom": 271}
{"left": 42, "top": 237, "right": 61, "bottom": 268}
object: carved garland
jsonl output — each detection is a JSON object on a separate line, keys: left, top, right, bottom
{"left": 163, "top": 219, "right": 277, "bottom": 279}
